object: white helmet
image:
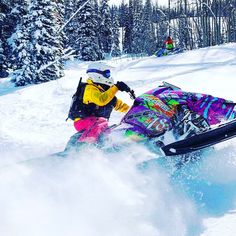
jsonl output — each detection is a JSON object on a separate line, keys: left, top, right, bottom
{"left": 86, "top": 62, "right": 114, "bottom": 86}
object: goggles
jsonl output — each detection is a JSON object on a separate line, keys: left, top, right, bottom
{"left": 87, "top": 69, "right": 111, "bottom": 78}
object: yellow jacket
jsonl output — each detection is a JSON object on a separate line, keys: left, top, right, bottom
{"left": 83, "top": 79, "right": 130, "bottom": 113}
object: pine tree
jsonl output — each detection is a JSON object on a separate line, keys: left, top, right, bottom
{"left": 225, "top": 0, "right": 236, "bottom": 42}
{"left": 0, "top": 1, "right": 10, "bottom": 72}
{"left": 99, "top": 0, "right": 113, "bottom": 56}
{"left": 110, "top": 6, "right": 121, "bottom": 57}
{"left": 142, "top": 0, "right": 156, "bottom": 55}
{"left": 94, "top": 0, "right": 103, "bottom": 54}
{"left": 154, "top": 4, "right": 168, "bottom": 49}
{"left": 0, "top": 0, "right": 29, "bottom": 73}
{"left": 11, "top": 14, "right": 35, "bottom": 86}
{"left": 75, "top": 0, "right": 102, "bottom": 61}
{"left": 7, "top": 0, "right": 28, "bottom": 68}
{"left": 54, "top": 0, "right": 65, "bottom": 78}
{"left": 118, "top": 0, "right": 128, "bottom": 48}
{"left": 64, "top": 0, "right": 78, "bottom": 50}
{"left": 131, "top": 0, "right": 144, "bottom": 54}
{"left": 9, "top": 15, "right": 30, "bottom": 70}
{"left": 13, "top": 0, "right": 64, "bottom": 86}
{"left": 0, "top": 41, "right": 7, "bottom": 77}
{"left": 123, "top": 0, "right": 134, "bottom": 53}
{"left": 0, "top": 5, "right": 7, "bottom": 75}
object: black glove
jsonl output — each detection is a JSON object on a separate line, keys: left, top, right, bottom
{"left": 115, "top": 81, "right": 130, "bottom": 92}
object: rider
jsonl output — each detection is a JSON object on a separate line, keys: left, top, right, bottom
{"left": 73, "top": 62, "right": 132, "bottom": 143}
{"left": 164, "top": 36, "right": 174, "bottom": 51}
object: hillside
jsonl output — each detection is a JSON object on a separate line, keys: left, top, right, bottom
{"left": 0, "top": 43, "right": 236, "bottom": 236}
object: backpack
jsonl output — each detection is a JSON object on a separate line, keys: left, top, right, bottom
{"left": 67, "top": 77, "right": 87, "bottom": 121}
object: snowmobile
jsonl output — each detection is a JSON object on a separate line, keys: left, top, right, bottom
{"left": 156, "top": 47, "right": 184, "bottom": 57}
{"left": 62, "top": 82, "right": 236, "bottom": 157}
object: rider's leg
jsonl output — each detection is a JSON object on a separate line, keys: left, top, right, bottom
{"left": 74, "top": 117, "right": 108, "bottom": 143}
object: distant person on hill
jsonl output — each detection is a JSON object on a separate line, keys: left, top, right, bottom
{"left": 164, "top": 36, "right": 174, "bottom": 51}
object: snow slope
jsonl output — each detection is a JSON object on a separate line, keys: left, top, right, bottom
{"left": 0, "top": 43, "right": 236, "bottom": 236}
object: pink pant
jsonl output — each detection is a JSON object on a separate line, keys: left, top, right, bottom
{"left": 74, "top": 117, "right": 109, "bottom": 143}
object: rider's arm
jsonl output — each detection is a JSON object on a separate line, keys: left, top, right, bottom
{"left": 83, "top": 84, "right": 118, "bottom": 106}
{"left": 114, "top": 99, "right": 130, "bottom": 112}
{"left": 114, "top": 99, "right": 129, "bottom": 112}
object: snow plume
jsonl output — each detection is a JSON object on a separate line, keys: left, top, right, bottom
{"left": 1, "top": 43, "right": 236, "bottom": 235}
{"left": 0, "top": 145, "right": 200, "bottom": 236}
{"left": 160, "top": 145, "right": 236, "bottom": 217}
{"left": 201, "top": 145, "right": 236, "bottom": 184}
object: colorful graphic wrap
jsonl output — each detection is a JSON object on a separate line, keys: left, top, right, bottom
{"left": 154, "top": 89, "right": 235, "bottom": 125}
{"left": 123, "top": 85, "right": 236, "bottom": 137}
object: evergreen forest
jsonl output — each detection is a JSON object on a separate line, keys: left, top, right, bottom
{"left": 0, "top": 0, "right": 235, "bottom": 86}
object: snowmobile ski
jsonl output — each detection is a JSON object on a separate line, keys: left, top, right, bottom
{"left": 161, "top": 119, "right": 236, "bottom": 156}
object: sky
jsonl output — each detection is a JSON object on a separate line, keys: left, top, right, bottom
{"left": 109, "top": 0, "right": 168, "bottom": 6}
{"left": 0, "top": 43, "right": 236, "bottom": 235}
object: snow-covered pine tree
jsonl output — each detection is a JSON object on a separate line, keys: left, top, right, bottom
{"left": 8, "top": 0, "right": 30, "bottom": 71}
{"left": 200, "top": 0, "right": 211, "bottom": 47}
{"left": 94, "top": 0, "right": 99, "bottom": 15}
{"left": 6, "top": 0, "right": 28, "bottom": 68}
{"left": 0, "top": 5, "right": 7, "bottom": 76}
{"left": 131, "top": 0, "right": 144, "bottom": 54}
{"left": 0, "top": 1, "right": 11, "bottom": 73}
{"left": 9, "top": 15, "right": 30, "bottom": 71}
{"left": 0, "top": 41, "right": 7, "bottom": 77}
{"left": 10, "top": 13, "right": 35, "bottom": 86}
{"left": 153, "top": 4, "right": 168, "bottom": 49}
{"left": 94, "top": 0, "right": 103, "bottom": 54}
{"left": 142, "top": 0, "right": 156, "bottom": 55}
{"left": 99, "top": 0, "right": 113, "bottom": 56}
{"left": 75, "top": 0, "right": 102, "bottom": 61}
{"left": 64, "top": 0, "right": 78, "bottom": 51}
{"left": 110, "top": 6, "right": 121, "bottom": 57}
{"left": 118, "top": 0, "right": 128, "bottom": 49}
{"left": 123, "top": 0, "right": 134, "bottom": 53}
{"left": 13, "top": 0, "right": 64, "bottom": 86}
{"left": 54, "top": 0, "right": 65, "bottom": 78}
{"left": 177, "top": 1, "right": 190, "bottom": 50}
{"left": 225, "top": 0, "right": 236, "bottom": 42}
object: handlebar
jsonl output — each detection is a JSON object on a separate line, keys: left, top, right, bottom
{"left": 128, "top": 89, "right": 136, "bottom": 100}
